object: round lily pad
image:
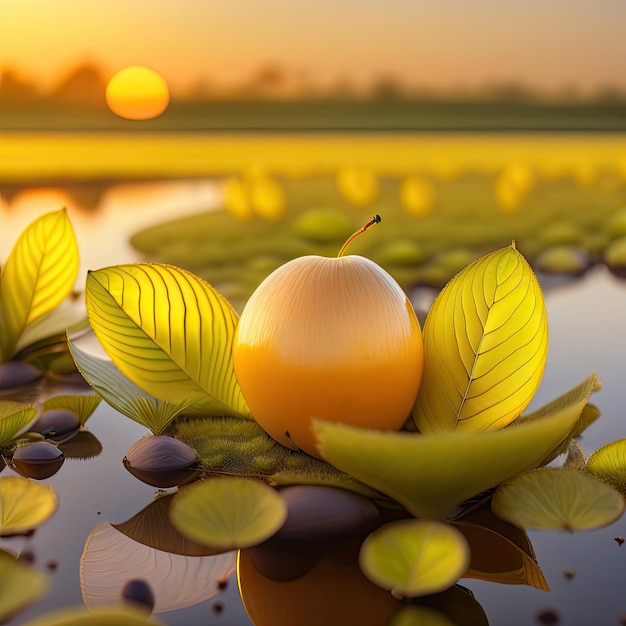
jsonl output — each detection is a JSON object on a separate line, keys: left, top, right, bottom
{"left": 0, "top": 550, "right": 49, "bottom": 622}
{"left": 170, "top": 477, "right": 287, "bottom": 549}
{"left": 359, "top": 519, "right": 470, "bottom": 598}
{"left": 585, "top": 438, "right": 626, "bottom": 496}
{"left": 492, "top": 468, "right": 625, "bottom": 532}
{"left": 0, "top": 476, "right": 58, "bottom": 535}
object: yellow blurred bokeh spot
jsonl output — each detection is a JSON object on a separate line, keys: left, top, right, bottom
{"left": 399, "top": 174, "right": 435, "bottom": 217}
{"left": 336, "top": 165, "right": 378, "bottom": 207}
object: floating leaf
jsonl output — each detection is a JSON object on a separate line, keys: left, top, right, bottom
{"left": 113, "top": 493, "right": 225, "bottom": 556}
{"left": 453, "top": 501, "right": 549, "bottom": 590}
{"left": 170, "top": 477, "right": 287, "bottom": 550}
{"left": 0, "top": 550, "right": 49, "bottom": 622}
{"left": 413, "top": 245, "right": 548, "bottom": 434}
{"left": 0, "top": 476, "right": 58, "bottom": 534}
{"left": 22, "top": 605, "right": 166, "bottom": 626}
{"left": 0, "top": 402, "right": 39, "bottom": 447}
{"left": 85, "top": 264, "right": 249, "bottom": 419}
{"left": 42, "top": 394, "right": 101, "bottom": 426}
{"left": 0, "top": 209, "right": 79, "bottom": 360}
{"left": 492, "top": 468, "right": 625, "bottom": 532}
{"left": 585, "top": 439, "right": 626, "bottom": 496}
{"left": 315, "top": 375, "right": 591, "bottom": 519}
{"left": 81, "top": 520, "right": 236, "bottom": 614}
{"left": 359, "top": 520, "right": 470, "bottom": 598}
{"left": 68, "top": 337, "right": 191, "bottom": 434}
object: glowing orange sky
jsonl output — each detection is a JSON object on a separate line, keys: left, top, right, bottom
{"left": 2, "top": 0, "right": 626, "bottom": 95}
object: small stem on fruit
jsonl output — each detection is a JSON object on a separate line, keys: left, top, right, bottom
{"left": 337, "top": 214, "right": 381, "bottom": 257}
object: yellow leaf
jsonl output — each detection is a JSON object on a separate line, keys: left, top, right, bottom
{"left": 0, "top": 402, "right": 39, "bottom": 447}
{"left": 85, "top": 264, "right": 249, "bottom": 418}
{"left": 315, "top": 374, "right": 592, "bottom": 519}
{"left": 0, "top": 209, "right": 79, "bottom": 359}
{"left": 0, "top": 551, "right": 49, "bottom": 623}
{"left": 22, "top": 606, "right": 166, "bottom": 626}
{"left": 413, "top": 245, "right": 548, "bottom": 434}
{"left": 0, "top": 476, "right": 58, "bottom": 534}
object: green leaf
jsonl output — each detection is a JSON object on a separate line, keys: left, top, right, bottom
{"left": 453, "top": 501, "right": 549, "bottom": 590}
{"left": 413, "top": 245, "right": 548, "bottom": 434}
{"left": 513, "top": 373, "right": 601, "bottom": 466}
{"left": 22, "top": 606, "right": 166, "bottom": 626}
{"left": 492, "top": 468, "right": 625, "bottom": 532}
{"left": 0, "top": 550, "right": 49, "bottom": 623}
{"left": 585, "top": 438, "right": 626, "bottom": 496}
{"left": 315, "top": 376, "right": 590, "bottom": 519}
{"left": 85, "top": 264, "right": 249, "bottom": 418}
{"left": 359, "top": 520, "right": 470, "bottom": 598}
{"left": 0, "top": 476, "right": 58, "bottom": 534}
{"left": 0, "top": 402, "right": 39, "bottom": 447}
{"left": 42, "top": 394, "right": 101, "bottom": 426}
{"left": 170, "top": 477, "right": 287, "bottom": 550}
{"left": 68, "top": 337, "right": 190, "bottom": 434}
{"left": 0, "top": 209, "right": 79, "bottom": 360}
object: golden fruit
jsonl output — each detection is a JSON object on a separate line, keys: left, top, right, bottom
{"left": 233, "top": 217, "right": 424, "bottom": 458}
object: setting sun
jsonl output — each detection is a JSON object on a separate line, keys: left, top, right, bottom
{"left": 105, "top": 65, "right": 170, "bottom": 120}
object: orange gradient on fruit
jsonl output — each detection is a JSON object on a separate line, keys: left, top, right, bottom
{"left": 105, "top": 65, "right": 170, "bottom": 120}
{"left": 233, "top": 217, "right": 424, "bottom": 458}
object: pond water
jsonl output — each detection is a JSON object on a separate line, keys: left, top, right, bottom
{"left": 1, "top": 178, "right": 626, "bottom": 626}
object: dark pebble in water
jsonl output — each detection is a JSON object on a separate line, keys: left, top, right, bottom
{"left": 271, "top": 485, "right": 381, "bottom": 547}
{"left": 562, "top": 569, "right": 575, "bottom": 580}
{"left": 125, "top": 436, "right": 198, "bottom": 472}
{"left": 217, "top": 577, "right": 228, "bottom": 591}
{"left": 535, "top": 607, "right": 561, "bottom": 625}
{"left": 248, "top": 485, "right": 381, "bottom": 582}
{"left": 212, "top": 602, "right": 224, "bottom": 615}
{"left": 0, "top": 361, "right": 42, "bottom": 390}
{"left": 615, "top": 536, "right": 625, "bottom": 546}
{"left": 123, "top": 436, "right": 199, "bottom": 488}
{"left": 18, "top": 550, "right": 35, "bottom": 565}
{"left": 121, "top": 579, "right": 155, "bottom": 613}
{"left": 32, "top": 410, "right": 80, "bottom": 442}
{"left": 12, "top": 442, "right": 65, "bottom": 480}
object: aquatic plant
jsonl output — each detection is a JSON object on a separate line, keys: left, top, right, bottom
{"left": 67, "top": 216, "right": 625, "bottom": 609}
{"left": 0, "top": 209, "right": 84, "bottom": 387}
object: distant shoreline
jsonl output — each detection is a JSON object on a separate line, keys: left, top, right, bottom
{"left": 2, "top": 98, "right": 626, "bottom": 132}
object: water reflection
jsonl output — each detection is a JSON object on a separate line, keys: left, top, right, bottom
{"left": 0, "top": 179, "right": 222, "bottom": 277}
{"left": 81, "top": 517, "right": 235, "bottom": 614}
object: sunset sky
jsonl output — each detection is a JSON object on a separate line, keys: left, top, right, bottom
{"left": 2, "top": 0, "right": 626, "bottom": 96}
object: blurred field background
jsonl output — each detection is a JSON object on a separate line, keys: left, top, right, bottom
{"left": 2, "top": 1, "right": 626, "bottom": 308}
{"left": 2, "top": 130, "right": 626, "bottom": 311}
